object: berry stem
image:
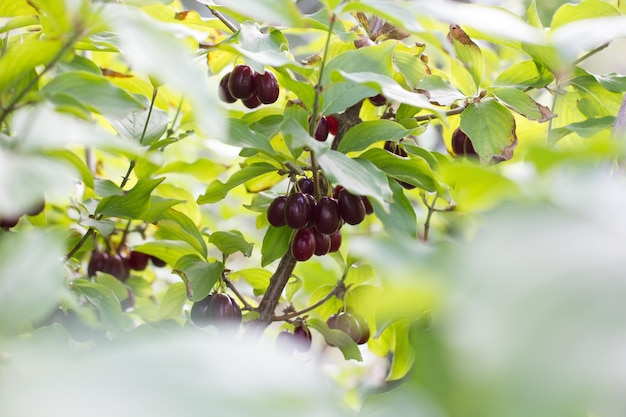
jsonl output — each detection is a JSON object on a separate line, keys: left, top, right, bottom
{"left": 222, "top": 272, "right": 255, "bottom": 311}
{"left": 206, "top": 6, "right": 238, "bottom": 33}
{"left": 413, "top": 105, "right": 465, "bottom": 123}
{"left": 422, "top": 193, "right": 437, "bottom": 243}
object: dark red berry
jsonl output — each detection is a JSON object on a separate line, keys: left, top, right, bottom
{"left": 313, "top": 196, "right": 341, "bottom": 235}
{"left": 121, "top": 289, "right": 135, "bottom": 311}
{"left": 337, "top": 189, "right": 366, "bottom": 225}
{"left": 276, "top": 330, "right": 296, "bottom": 355}
{"left": 254, "top": 70, "right": 279, "bottom": 104}
{"left": 353, "top": 313, "right": 370, "bottom": 345}
{"left": 314, "top": 116, "right": 329, "bottom": 142}
{"left": 151, "top": 256, "right": 166, "bottom": 267}
{"left": 208, "top": 293, "right": 242, "bottom": 327}
{"left": 218, "top": 72, "right": 237, "bottom": 103}
{"left": 332, "top": 184, "right": 344, "bottom": 199}
{"left": 129, "top": 251, "right": 150, "bottom": 271}
{"left": 327, "top": 115, "right": 339, "bottom": 136}
{"left": 228, "top": 65, "right": 255, "bottom": 100}
{"left": 242, "top": 93, "right": 261, "bottom": 109}
{"left": 190, "top": 294, "right": 213, "bottom": 328}
{"left": 313, "top": 230, "right": 331, "bottom": 256}
{"left": 88, "top": 250, "right": 109, "bottom": 277}
{"left": 297, "top": 177, "right": 314, "bottom": 195}
{"left": 0, "top": 215, "right": 20, "bottom": 229}
{"left": 361, "top": 196, "right": 374, "bottom": 215}
{"left": 293, "top": 326, "right": 312, "bottom": 352}
{"left": 451, "top": 127, "right": 477, "bottom": 157}
{"left": 368, "top": 93, "right": 387, "bottom": 106}
{"left": 103, "top": 253, "right": 130, "bottom": 281}
{"left": 284, "top": 193, "right": 311, "bottom": 229}
{"left": 328, "top": 230, "right": 341, "bottom": 253}
{"left": 291, "top": 228, "right": 316, "bottom": 262}
{"left": 267, "top": 195, "right": 287, "bottom": 227}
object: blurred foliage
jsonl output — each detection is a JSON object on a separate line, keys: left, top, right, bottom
{"left": 2, "top": 0, "right": 626, "bottom": 416}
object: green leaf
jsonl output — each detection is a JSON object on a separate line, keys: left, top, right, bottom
{"left": 139, "top": 197, "right": 185, "bottom": 223}
{"left": 359, "top": 148, "right": 445, "bottom": 194}
{"left": 460, "top": 100, "right": 517, "bottom": 163}
{"left": 393, "top": 51, "right": 428, "bottom": 89}
{"left": 80, "top": 216, "right": 116, "bottom": 237}
{"left": 43, "top": 149, "right": 94, "bottom": 189}
{"left": 307, "top": 318, "right": 363, "bottom": 361}
{"left": 198, "top": 163, "right": 277, "bottom": 204}
{"left": 387, "top": 320, "right": 415, "bottom": 381}
{"left": 173, "top": 255, "right": 224, "bottom": 302}
{"left": 552, "top": 16, "right": 626, "bottom": 63}
{"left": 549, "top": 116, "right": 615, "bottom": 143}
{"left": 72, "top": 280, "right": 125, "bottom": 331}
{"left": 318, "top": 150, "right": 392, "bottom": 205}
{"left": 493, "top": 60, "right": 554, "bottom": 89}
{"left": 94, "top": 179, "right": 124, "bottom": 198}
{"left": 153, "top": 209, "right": 206, "bottom": 256}
{"left": 285, "top": 275, "right": 302, "bottom": 302}
{"left": 156, "top": 158, "right": 225, "bottom": 182}
{"left": 0, "top": 231, "right": 67, "bottom": 335}
{"left": 222, "top": 118, "right": 275, "bottom": 154}
{"left": 551, "top": 0, "right": 618, "bottom": 29}
{"left": 323, "top": 41, "right": 395, "bottom": 86}
{"left": 261, "top": 225, "right": 292, "bottom": 267}
{"left": 27, "top": 0, "right": 70, "bottom": 37}
{"left": 41, "top": 71, "right": 144, "bottom": 119}
{"left": 570, "top": 75, "right": 623, "bottom": 118}
{"left": 415, "top": 75, "right": 466, "bottom": 106}
{"left": 202, "top": 0, "right": 304, "bottom": 27}
{"left": 341, "top": 0, "right": 424, "bottom": 32}
{"left": 95, "top": 273, "right": 130, "bottom": 302}
{"left": 447, "top": 24, "right": 483, "bottom": 87}
{"left": 491, "top": 87, "right": 555, "bottom": 122}
{"left": 96, "top": 178, "right": 165, "bottom": 218}
{"left": 209, "top": 230, "right": 253, "bottom": 257}
{"left": 133, "top": 240, "right": 200, "bottom": 267}
{"left": 0, "top": 38, "right": 62, "bottom": 94}
{"left": 0, "top": 1, "right": 37, "bottom": 17}
{"left": 110, "top": 94, "right": 169, "bottom": 145}
{"left": 232, "top": 268, "right": 272, "bottom": 294}
{"left": 338, "top": 120, "right": 415, "bottom": 153}
{"left": 321, "top": 82, "right": 378, "bottom": 116}
{"left": 370, "top": 179, "right": 417, "bottom": 239}
{"left": 157, "top": 282, "right": 187, "bottom": 320}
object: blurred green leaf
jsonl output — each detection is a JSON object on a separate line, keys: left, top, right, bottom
{"left": 387, "top": 320, "right": 415, "bottom": 381}
{"left": 72, "top": 280, "right": 125, "bottom": 331}
{"left": 307, "top": 318, "right": 363, "bottom": 361}
{"left": 42, "top": 71, "right": 144, "bottom": 119}
{"left": 551, "top": 0, "right": 618, "bottom": 29}
{"left": 338, "top": 120, "right": 414, "bottom": 153}
{"left": 133, "top": 240, "right": 199, "bottom": 267}
{"left": 157, "top": 282, "right": 187, "bottom": 320}
{"left": 285, "top": 275, "right": 302, "bottom": 302}
{"left": 0, "top": 38, "right": 62, "bottom": 94}
{"left": 96, "top": 178, "right": 165, "bottom": 218}
{"left": 415, "top": 75, "right": 466, "bottom": 106}
{"left": 493, "top": 60, "right": 554, "bottom": 89}
{"left": 198, "top": 163, "right": 277, "bottom": 204}
{"left": 202, "top": 0, "right": 304, "bottom": 27}
{"left": 232, "top": 268, "right": 272, "bottom": 294}
{"left": 96, "top": 273, "right": 130, "bottom": 302}
{"left": 43, "top": 149, "right": 94, "bottom": 189}
{"left": 140, "top": 197, "right": 185, "bottom": 223}
{"left": 370, "top": 179, "right": 418, "bottom": 239}
{"left": 549, "top": 116, "right": 615, "bottom": 144}
{"left": 110, "top": 94, "right": 169, "bottom": 144}
{"left": 209, "top": 230, "right": 253, "bottom": 257}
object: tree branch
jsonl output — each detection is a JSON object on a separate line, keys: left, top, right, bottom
{"left": 254, "top": 251, "right": 298, "bottom": 325}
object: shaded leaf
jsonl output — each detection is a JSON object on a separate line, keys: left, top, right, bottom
{"left": 415, "top": 75, "right": 466, "bottom": 106}
{"left": 72, "top": 280, "right": 125, "bottom": 331}
{"left": 0, "top": 38, "right": 62, "bottom": 94}
{"left": 549, "top": 116, "right": 615, "bottom": 143}
{"left": 197, "top": 163, "right": 277, "bottom": 204}
{"left": 370, "top": 179, "right": 417, "bottom": 239}
{"left": 338, "top": 120, "right": 415, "bottom": 153}
{"left": 96, "top": 178, "right": 165, "bottom": 218}
{"left": 460, "top": 100, "right": 517, "bottom": 163}
{"left": 199, "top": 0, "right": 304, "bottom": 27}
{"left": 157, "top": 282, "right": 187, "bottom": 320}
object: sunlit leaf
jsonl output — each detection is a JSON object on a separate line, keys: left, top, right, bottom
{"left": 307, "top": 318, "right": 363, "bottom": 361}
{"left": 261, "top": 225, "right": 292, "bottom": 267}
{"left": 72, "top": 280, "right": 125, "bottom": 331}
{"left": 460, "top": 100, "right": 517, "bottom": 163}
{"left": 209, "top": 230, "right": 253, "bottom": 257}
{"left": 447, "top": 24, "right": 483, "bottom": 87}
{"left": 96, "top": 178, "right": 165, "bottom": 218}
{"left": 198, "top": 163, "right": 278, "bottom": 204}
{"left": 173, "top": 255, "right": 223, "bottom": 302}
{"left": 491, "top": 87, "right": 555, "bottom": 122}
{"left": 338, "top": 120, "right": 415, "bottom": 153}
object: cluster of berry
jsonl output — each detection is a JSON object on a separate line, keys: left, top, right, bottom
{"left": 267, "top": 178, "right": 373, "bottom": 262}
{"left": 189, "top": 293, "right": 242, "bottom": 329}
{"left": 218, "top": 64, "right": 279, "bottom": 108}
{"left": 88, "top": 250, "right": 166, "bottom": 281}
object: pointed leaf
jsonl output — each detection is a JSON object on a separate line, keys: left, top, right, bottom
{"left": 72, "top": 281, "right": 125, "bottom": 331}
{"left": 460, "top": 100, "right": 517, "bottom": 163}
{"left": 96, "top": 178, "right": 165, "bottom": 218}
{"left": 133, "top": 240, "right": 200, "bottom": 267}
{"left": 152, "top": 209, "right": 207, "bottom": 257}
{"left": 0, "top": 38, "right": 62, "bottom": 93}
{"left": 209, "top": 230, "right": 253, "bottom": 257}
{"left": 370, "top": 179, "right": 417, "bottom": 239}
{"left": 447, "top": 24, "right": 483, "bottom": 87}
{"left": 491, "top": 87, "right": 555, "bottom": 122}
{"left": 307, "top": 318, "right": 363, "bottom": 361}
{"left": 261, "top": 225, "right": 292, "bottom": 267}
{"left": 157, "top": 282, "right": 187, "bottom": 320}
{"left": 110, "top": 94, "right": 169, "bottom": 145}
{"left": 551, "top": 0, "right": 618, "bottom": 29}
{"left": 493, "top": 60, "right": 554, "bottom": 89}
{"left": 197, "top": 163, "right": 277, "bottom": 204}
{"left": 338, "top": 120, "right": 415, "bottom": 153}
{"left": 222, "top": 118, "right": 275, "bottom": 154}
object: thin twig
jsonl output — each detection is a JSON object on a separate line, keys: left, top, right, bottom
{"left": 421, "top": 193, "right": 437, "bottom": 242}
{"left": 223, "top": 274, "right": 255, "bottom": 311}
{"left": 572, "top": 42, "right": 610, "bottom": 66}
{"left": 414, "top": 105, "right": 465, "bottom": 122}
{"left": 207, "top": 6, "right": 238, "bottom": 33}
{"left": 308, "top": 14, "right": 336, "bottom": 135}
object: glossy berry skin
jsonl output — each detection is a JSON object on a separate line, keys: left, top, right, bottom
{"left": 267, "top": 195, "right": 287, "bottom": 227}
{"left": 337, "top": 189, "right": 366, "bottom": 225}
{"left": 291, "top": 228, "right": 316, "bottom": 262}
{"left": 361, "top": 196, "right": 374, "bottom": 215}
{"left": 254, "top": 70, "right": 279, "bottom": 104}
{"left": 313, "top": 230, "right": 331, "bottom": 256}
{"left": 353, "top": 313, "right": 370, "bottom": 345}
{"left": 451, "top": 127, "right": 477, "bottom": 157}
{"left": 88, "top": 251, "right": 109, "bottom": 277}
{"left": 368, "top": 93, "right": 387, "bottom": 106}
{"left": 284, "top": 193, "right": 311, "bottom": 229}
{"left": 313, "top": 197, "right": 341, "bottom": 235}
{"left": 293, "top": 326, "right": 312, "bottom": 352}
{"left": 103, "top": 253, "right": 130, "bottom": 281}
{"left": 297, "top": 177, "right": 314, "bottom": 195}
{"left": 228, "top": 65, "right": 255, "bottom": 100}
{"left": 129, "top": 251, "right": 150, "bottom": 271}
{"left": 190, "top": 294, "right": 214, "bottom": 328}
{"left": 332, "top": 184, "right": 344, "bottom": 199}
{"left": 218, "top": 72, "right": 237, "bottom": 103}
{"left": 328, "top": 230, "right": 342, "bottom": 253}
{"left": 208, "top": 293, "right": 242, "bottom": 327}
{"left": 242, "top": 93, "right": 261, "bottom": 109}
{"left": 327, "top": 312, "right": 369, "bottom": 345}
{"left": 314, "top": 116, "right": 329, "bottom": 142}
{"left": 326, "top": 115, "right": 339, "bottom": 136}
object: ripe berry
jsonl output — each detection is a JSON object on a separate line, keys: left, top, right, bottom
{"left": 314, "top": 116, "right": 329, "bottom": 142}
{"left": 284, "top": 193, "right": 311, "bottom": 229}
{"left": 88, "top": 250, "right": 109, "bottom": 277}
{"left": 150, "top": 256, "right": 166, "bottom": 267}
{"left": 0, "top": 215, "right": 20, "bottom": 229}
{"left": 208, "top": 293, "right": 242, "bottom": 327}
{"left": 291, "top": 228, "right": 316, "bottom": 262}
{"left": 328, "top": 230, "right": 342, "bottom": 253}
{"left": 296, "top": 177, "right": 314, "bottom": 195}
{"left": 451, "top": 127, "right": 477, "bottom": 157}
{"left": 218, "top": 72, "right": 237, "bottom": 103}
{"left": 327, "top": 115, "right": 339, "bottom": 136}
{"left": 228, "top": 65, "right": 255, "bottom": 100}
{"left": 129, "top": 250, "right": 150, "bottom": 271}
{"left": 361, "top": 196, "right": 374, "bottom": 215}
{"left": 313, "top": 196, "right": 341, "bottom": 235}
{"left": 337, "top": 189, "right": 366, "bottom": 225}
{"left": 267, "top": 195, "right": 287, "bottom": 227}
{"left": 254, "top": 70, "right": 279, "bottom": 104}
{"left": 353, "top": 313, "right": 370, "bottom": 344}
{"left": 313, "top": 230, "right": 331, "bottom": 256}
{"left": 276, "top": 330, "right": 296, "bottom": 355}
{"left": 190, "top": 294, "right": 213, "bottom": 328}
{"left": 242, "top": 93, "right": 261, "bottom": 109}
{"left": 103, "top": 253, "right": 130, "bottom": 281}
{"left": 327, "top": 312, "right": 369, "bottom": 345}
{"left": 332, "top": 185, "right": 344, "bottom": 200}
{"left": 368, "top": 93, "right": 387, "bottom": 106}
{"left": 293, "top": 325, "right": 312, "bottom": 352}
